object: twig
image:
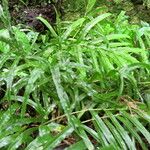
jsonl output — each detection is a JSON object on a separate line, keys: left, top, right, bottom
{"left": 43, "top": 108, "right": 127, "bottom": 125}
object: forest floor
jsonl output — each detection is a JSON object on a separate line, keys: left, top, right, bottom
{"left": 8, "top": 0, "right": 150, "bottom": 32}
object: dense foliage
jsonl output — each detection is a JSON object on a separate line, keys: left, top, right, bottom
{"left": 0, "top": 0, "right": 150, "bottom": 149}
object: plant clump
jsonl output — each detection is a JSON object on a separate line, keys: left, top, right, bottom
{"left": 0, "top": 0, "right": 150, "bottom": 150}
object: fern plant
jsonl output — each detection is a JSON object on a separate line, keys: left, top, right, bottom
{"left": 0, "top": 0, "right": 150, "bottom": 149}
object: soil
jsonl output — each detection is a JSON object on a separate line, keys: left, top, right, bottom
{"left": 8, "top": 0, "right": 62, "bottom": 31}
{"left": 7, "top": 0, "right": 150, "bottom": 32}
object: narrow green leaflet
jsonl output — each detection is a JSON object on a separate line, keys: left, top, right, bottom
{"left": 91, "top": 111, "right": 119, "bottom": 149}
{"left": 25, "top": 134, "right": 53, "bottom": 150}
{"left": 82, "top": 13, "right": 111, "bottom": 37}
{"left": 51, "top": 67, "right": 70, "bottom": 115}
{"left": 21, "top": 68, "right": 44, "bottom": 117}
{"left": 37, "top": 16, "right": 58, "bottom": 37}
{"left": 118, "top": 116, "right": 147, "bottom": 150}
{"left": 92, "top": 34, "right": 130, "bottom": 44}
{"left": 8, "top": 127, "right": 37, "bottom": 150}
{"left": 44, "top": 126, "right": 74, "bottom": 150}
{"left": 76, "top": 126, "right": 94, "bottom": 150}
{"left": 81, "top": 124, "right": 100, "bottom": 143}
{"left": 104, "top": 119, "right": 127, "bottom": 150}
{"left": 0, "top": 104, "right": 19, "bottom": 130}
{"left": 65, "top": 140, "right": 86, "bottom": 150}
{"left": 62, "top": 18, "right": 85, "bottom": 40}
{"left": 13, "top": 27, "right": 31, "bottom": 53}
{"left": 0, "top": 135, "right": 17, "bottom": 148}
{"left": 134, "top": 109, "right": 150, "bottom": 123}
{"left": 0, "top": 53, "right": 10, "bottom": 69}
{"left": 106, "top": 112, "right": 136, "bottom": 150}
{"left": 86, "top": 0, "right": 97, "bottom": 14}
{"left": 70, "top": 117, "right": 95, "bottom": 150}
{"left": 121, "top": 111, "right": 150, "bottom": 145}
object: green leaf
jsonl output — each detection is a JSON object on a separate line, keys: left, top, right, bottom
{"left": 0, "top": 104, "right": 19, "bottom": 130}
{"left": 104, "top": 119, "right": 127, "bottom": 150}
{"left": 70, "top": 117, "right": 95, "bottom": 150}
{"left": 8, "top": 127, "right": 37, "bottom": 150}
{"left": 37, "top": 16, "right": 58, "bottom": 37}
{"left": 65, "top": 140, "right": 86, "bottom": 150}
{"left": 44, "top": 126, "right": 74, "bottom": 150}
{"left": 118, "top": 116, "right": 148, "bottom": 150}
{"left": 21, "top": 69, "right": 44, "bottom": 117}
{"left": 0, "top": 29, "right": 10, "bottom": 43}
{"left": 0, "top": 135, "right": 17, "bottom": 148}
{"left": 86, "top": 0, "right": 97, "bottom": 14}
{"left": 122, "top": 111, "right": 150, "bottom": 145}
{"left": 51, "top": 67, "right": 70, "bottom": 115}
{"left": 134, "top": 109, "right": 150, "bottom": 123}
{"left": 62, "top": 18, "right": 85, "bottom": 40}
{"left": 106, "top": 112, "right": 136, "bottom": 150}
{"left": 81, "top": 124, "right": 100, "bottom": 143}
{"left": 82, "top": 13, "right": 111, "bottom": 37}
{"left": 13, "top": 27, "right": 31, "bottom": 53}
{"left": 76, "top": 125, "right": 94, "bottom": 150}
{"left": 91, "top": 111, "right": 119, "bottom": 149}
{"left": 25, "top": 134, "right": 53, "bottom": 150}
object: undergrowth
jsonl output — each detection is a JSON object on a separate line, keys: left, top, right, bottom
{"left": 0, "top": 0, "right": 150, "bottom": 149}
